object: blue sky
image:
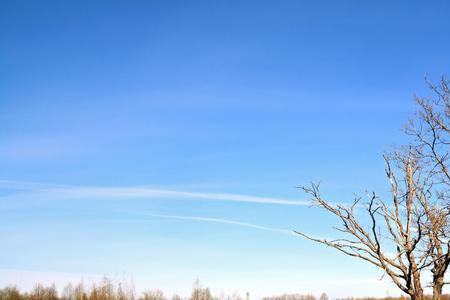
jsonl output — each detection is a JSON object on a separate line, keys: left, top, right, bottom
{"left": 1, "top": 0, "right": 450, "bottom": 298}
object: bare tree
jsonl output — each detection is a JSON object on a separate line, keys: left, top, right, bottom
{"left": 0, "top": 286, "right": 23, "bottom": 300}
{"left": 295, "top": 78, "right": 450, "bottom": 300}
{"left": 407, "top": 77, "right": 450, "bottom": 188}
{"left": 319, "top": 293, "right": 328, "bottom": 300}
{"left": 189, "top": 279, "right": 216, "bottom": 300}
{"left": 140, "top": 290, "right": 166, "bottom": 300}
{"left": 406, "top": 77, "right": 450, "bottom": 300}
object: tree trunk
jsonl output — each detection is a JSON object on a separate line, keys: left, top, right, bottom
{"left": 413, "top": 273, "right": 424, "bottom": 300}
{"left": 433, "top": 276, "right": 444, "bottom": 300}
{"left": 408, "top": 287, "right": 424, "bottom": 300}
{"left": 410, "top": 293, "right": 424, "bottom": 300}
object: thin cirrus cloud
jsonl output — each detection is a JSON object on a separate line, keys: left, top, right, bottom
{"left": 0, "top": 179, "right": 302, "bottom": 237}
{"left": 115, "top": 209, "right": 295, "bottom": 236}
{"left": 0, "top": 179, "right": 310, "bottom": 207}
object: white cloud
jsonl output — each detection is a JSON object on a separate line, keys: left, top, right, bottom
{"left": 0, "top": 180, "right": 309, "bottom": 207}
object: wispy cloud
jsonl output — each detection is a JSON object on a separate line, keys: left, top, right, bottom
{"left": 116, "top": 209, "right": 295, "bottom": 236}
{"left": 0, "top": 180, "right": 309, "bottom": 206}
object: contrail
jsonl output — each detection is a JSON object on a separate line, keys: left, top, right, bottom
{"left": 114, "top": 209, "right": 295, "bottom": 236}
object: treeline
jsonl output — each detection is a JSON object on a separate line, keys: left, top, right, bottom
{"left": 263, "top": 296, "right": 450, "bottom": 300}
{"left": 0, "top": 280, "right": 312, "bottom": 300}
{"left": 262, "top": 294, "right": 321, "bottom": 300}
{"left": 1, "top": 279, "right": 449, "bottom": 300}
{"left": 0, "top": 278, "right": 237, "bottom": 300}
{"left": 335, "top": 297, "right": 450, "bottom": 300}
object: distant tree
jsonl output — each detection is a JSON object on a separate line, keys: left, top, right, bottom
{"left": 97, "top": 278, "right": 114, "bottom": 300}
{"left": 262, "top": 294, "right": 315, "bottom": 300}
{"left": 27, "top": 284, "right": 57, "bottom": 300}
{"left": 29, "top": 284, "right": 46, "bottom": 300}
{"left": 189, "top": 280, "right": 215, "bottom": 300}
{"left": 296, "top": 78, "right": 450, "bottom": 300}
{"left": 44, "top": 284, "right": 58, "bottom": 300}
{"left": 61, "top": 283, "right": 74, "bottom": 300}
{"left": 171, "top": 294, "right": 181, "bottom": 300}
{"left": 0, "top": 286, "right": 23, "bottom": 300}
{"left": 140, "top": 290, "right": 166, "bottom": 300}
{"left": 88, "top": 284, "right": 98, "bottom": 300}
{"left": 117, "top": 284, "right": 128, "bottom": 300}
{"left": 319, "top": 293, "right": 328, "bottom": 300}
{"left": 73, "top": 282, "right": 86, "bottom": 300}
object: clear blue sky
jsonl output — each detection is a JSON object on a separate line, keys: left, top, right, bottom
{"left": 1, "top": 1, "right": 450, "bottom": 298}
